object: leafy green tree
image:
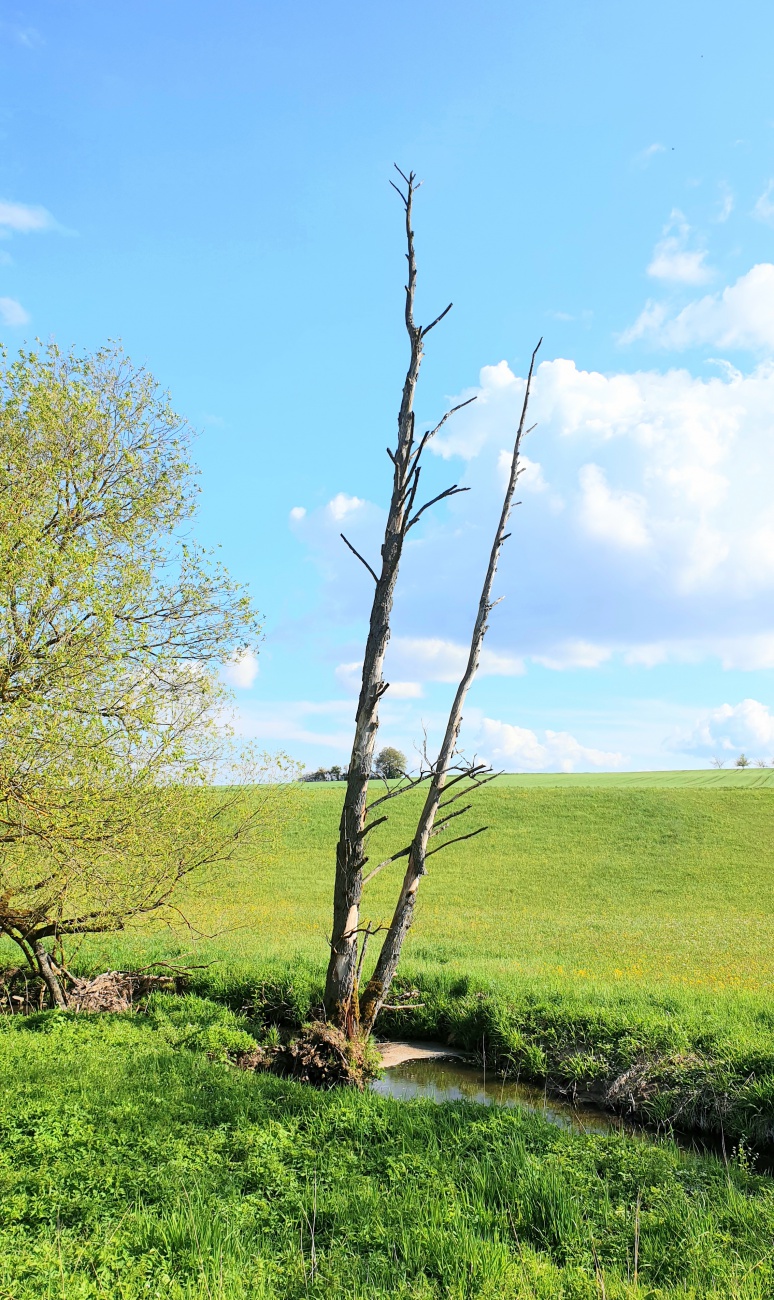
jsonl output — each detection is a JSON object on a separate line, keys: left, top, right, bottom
{"left": 736, "top": 754, "right": 751, "bottom": 769}
{"left": 0, "top": 342, "right": 292, "bottom": 1005}
{"left": 373, "top": 747, "right": 407, "bottom": 781}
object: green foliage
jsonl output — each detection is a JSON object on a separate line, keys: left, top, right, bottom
{"left": 0, "top": 341, "right": 294, "bottom": 985}
{"left": 1, "top": 1006, "right": 774, "bottom": 1297}
{"left": 373, "top": 746, "right": 407, "bottom": 780}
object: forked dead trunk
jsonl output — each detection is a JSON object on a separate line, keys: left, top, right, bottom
{"left": 359, "top": 341, "right": 541, "bottom": 1036}
{"left": 323, "top": 169, "right": 471, "bottom": 1032}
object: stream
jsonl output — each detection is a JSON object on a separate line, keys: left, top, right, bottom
{"left": 372, "top": 1055, "right": 624, "bottom": 1135}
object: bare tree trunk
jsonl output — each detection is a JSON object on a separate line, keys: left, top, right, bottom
{"left": 33, "top": 940, "right": 68, "bottom": 1009}
{"left": 323, "top": 170, "right": 471, "bottom": 1032}
{"left": 359, "top": 341, "right": 541, "bottom": 1036}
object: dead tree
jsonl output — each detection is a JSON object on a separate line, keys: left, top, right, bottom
{"left": 359, "top": 341, "right": 540, "bottom": 1034}
{"left": 323, "top": 169, "right": 473, "bottom": 1033}
{"left": 323, "top": 167, "right": 538, "bottom": 1037}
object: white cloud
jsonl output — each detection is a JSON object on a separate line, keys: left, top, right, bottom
{"left": 291, "top": 338, "right": 774, "bottom": 691}
{"left": 0, "top": 199, "right": 56, "bottom": 236}
{"left": 222, "top": 649, "right": 260, "bottom": 690}
{"left": 231, "top": 698, "right": 354, "bottom": 751}
{"left": 478, "top": 717, "right": 624, "bottom": 772}
{"left": 647, "top": 211, "right": 712, "bottom": 285}
{"left": 0, "top": 297, "right": 30, "bottom": 327}
{"left": 335, "top": 660, "right": 423, "bottom": 698}
{"left": 390, "top": 637, "right": 525, "bottom": 683}
{"left": 676, "top": 699, "right": 774, "bottom": 758}
{"left": 498, "top": 451, "right": 548, "bottom": 493}
{"left": 388, "top": 681, "right": 423, "bottom": 699}
{"left": 624, "top": 264, "right": 774, "bottom": 352}
{"left": 578, "top": 463, "right": 649, "bottom": 549}
{"left": 715, "top": 185, "right": 734, "bottom": 223}
{"left": 634, "top": 143, "right": 666, "bottom": 168}
{"left": 533, "top": 640, "right": 612, "bottom": 670}
{"left": 327, "top": 492, "right": 365, "bottom": 521}
{"left": 289, "top": 505, "right": 306, "bottom": 521}
{"left": 753, "top": 180, "right": 774, "bottom": 226}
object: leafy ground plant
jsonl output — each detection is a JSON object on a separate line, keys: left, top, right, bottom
{"left": 2, "top": 1003, "right": 774, "bottom": 1299}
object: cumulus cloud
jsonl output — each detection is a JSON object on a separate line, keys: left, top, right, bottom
{"left": 647, "top": 211, "right": 712, "bottom": 285}
{"left": 289, "top": 327, "right": 774, "bottom": 693}
{"left": 0, "top": 297, "right": 29, "bottom": 327}
{"left": 498, "top": 451, "right": 548, "bottom": 493}
{"left": 477, "top": 717, "right": 624, "bottom": 772}
{"left": 389, "top": 637, "right": 525, "bottom": 683}
{"left": 578, "top": 463, "right": 650, "bottom": 549}
{"left": 222, "top": 649, "right": 260, "bottom": 689}
{"left": 327, "top": 492, "right": 365, "bottom": 521}
{"left": 623, "top": 264, "right": 774, "bottom": 352}
{"left": 675, "top": 699, "right": 774, "bottom": 758}
{"left": 289, "top": 505, "right": 306, "bottom": 521}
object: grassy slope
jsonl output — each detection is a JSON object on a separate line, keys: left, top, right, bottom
{"left": 493, "top": 770, "right": 774, "bottom": 787}
{"left": 81, "top": 779, "right": 774, "bottom": 992}
{"left": 3, "top": 1000, "right": 774, "bottom": 1300}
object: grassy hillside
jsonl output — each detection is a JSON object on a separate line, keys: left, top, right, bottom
{"left": 493, "top": 768, "right": 774, "bottom": 788}
{"left": 77, "top": 779, "right": 774, "bottom": 995}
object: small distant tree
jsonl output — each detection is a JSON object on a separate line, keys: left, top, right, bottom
{"left": 710, "top": 757, "right": 726, "bottom": 768}
{"left": 373, "top": 747, "right": 406, "bottom": 780}
{"left": 736, "top": 754, "right": 751, "bottom": 769}
{"left": 0, "top": 342, "right": 293, "bottom": 1006}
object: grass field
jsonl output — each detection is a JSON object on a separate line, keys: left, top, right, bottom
{"left": 82, "top": 774, "right": 774, "bottom": 994}
{"left": 4, "top": 774, "right": 774, "bottom": 1296}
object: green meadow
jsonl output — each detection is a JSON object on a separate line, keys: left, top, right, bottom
{"left": 4, "top": 773, "right": 774, "bottom": 1297}
{"left": 87, "top": 774, "right": 774, "bottom": 994}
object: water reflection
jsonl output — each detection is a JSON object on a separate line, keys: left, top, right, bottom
{"left": 372, "top": 1057, "right": 623, "bottom": 1135}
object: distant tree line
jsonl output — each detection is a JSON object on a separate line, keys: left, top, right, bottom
{"left": 302, "top": 747, "right": 407, "bottom": 783}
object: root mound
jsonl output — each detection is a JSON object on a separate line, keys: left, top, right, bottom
{"left": 274, "top": 1021, "right": 375, "bottom": 1089}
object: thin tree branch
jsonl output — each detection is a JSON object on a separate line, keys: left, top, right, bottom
{"left": 406, "top": 484, "right": 470, "bottom": 531}
{"left": 362, "top": 844, "right": 412, "bottom": 886}
{"left": 425, "top": 825, "right": 488, "bottom": 858}
{"left": 340, "top": 533, "right": 378, "bottom": 583}
{"left": 357, "top": 815, "right": 388, "bottom": 840}
{"left": 421, "top": 303, "right": 453, "bottom": 338}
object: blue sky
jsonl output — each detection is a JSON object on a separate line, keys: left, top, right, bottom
{"left": 3, "top": 0, "right": 774, "bottom": 771}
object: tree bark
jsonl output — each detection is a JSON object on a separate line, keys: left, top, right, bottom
{"left": 359, "top": 341, "right": 541, "bottom": 1036}
{"left": 323, "top": 172, "right": 426, "bottom": 1033}
{"left": 323, "top": 171, "right": 473, "bottom": 1032}
{"left": 33, "top": 940, "right": 68, "bottom": 1009}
